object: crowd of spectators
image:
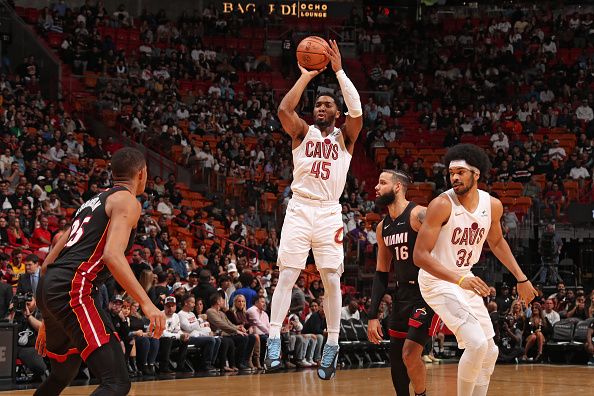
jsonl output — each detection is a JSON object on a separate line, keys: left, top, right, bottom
{"left": 358, "top": 6, "right": 594, "bottom": 222}
{"left": 1, "top": 0, "right": 594, "bottom": 381}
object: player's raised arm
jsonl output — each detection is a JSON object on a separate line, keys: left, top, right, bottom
{"left": 368, "top": 221, "right": 392, "bottom": 344}
{"left": 102, "top": 192, "right": 165, "bottom": 338}
{"left": 325, "top": 40, "right": 363, "bottom": 152}
{"left": 486, "top": 197, "right": 537, "bottom": 304}
{"left": 277, "top": 63, "right": 325, "bottom": 142}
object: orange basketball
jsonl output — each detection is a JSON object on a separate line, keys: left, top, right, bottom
{"left": 296, "top": 36, "right": 330, "bottom": 70}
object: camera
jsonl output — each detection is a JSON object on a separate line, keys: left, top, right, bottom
{"left": 12, "top": 292, "right": 33, "bottom": 314}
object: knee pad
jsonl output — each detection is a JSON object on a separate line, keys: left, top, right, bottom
{"left": 457, "top": 321, "right": 489, "bottom": 383}
{"left": 476, "top": 339, "right": 499, "bottom": 386}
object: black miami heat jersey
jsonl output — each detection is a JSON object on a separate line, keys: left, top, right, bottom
{"left": 382, "top": 202, "right": 419, "bottom": 284}
{"left": 53, "top": 185, "right": 136, "bottom": 287}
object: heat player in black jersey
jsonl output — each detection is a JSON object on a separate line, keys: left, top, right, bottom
{"left": 34, "top": 148, "right": 166, "bottom": 396}
{"left": 367, "top": 170, "right": 438, "bottom": 396}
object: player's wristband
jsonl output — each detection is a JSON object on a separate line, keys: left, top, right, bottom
{"left": 517, "top": 278, "right": 529, "bottom": 284}
{"left": 457, "top": 275, "right": 467, "bottom": 286}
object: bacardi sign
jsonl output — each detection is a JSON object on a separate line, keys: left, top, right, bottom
{"left": 222, "top": 1, "right": 332, "bottom": 18}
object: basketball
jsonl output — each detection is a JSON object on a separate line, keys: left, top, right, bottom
{"left": 296, "top": 36, "right": 330, "bottom": 70}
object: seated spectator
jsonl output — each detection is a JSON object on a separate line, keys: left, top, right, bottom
{"left": 341, "top": 296, "right": 361, "bottom": 321}
{"left": 227, "top": 294, "right": 259, "bottom": 370}
{"left": 567, "top": 295, "right": 588, "bottom": 320}
{"left": 8, "top": 249, "right": 25, "bottom": 285}
{"left": 495, "top": 314, "right": 524, "bottom": 363}
{"left": 229, "top": 272, "right": 258, "bottom": 309}
{"left": 177, "top": 294, "right": 219, "bottom": 371}
{"left": 158, "top": 296, "right": 191, "bottom": 373}
{"left": 192, "top": 269, "right": 218, "bottom": 310}
{"left": 207, "top": 293, "right": 252, "bottom": 372}
{"left": 168, "top": 248, "right": 188, "bottom": 280}
{"left": 522, "top": 304, "right": 550, "bottom": 362}
{"left": 7, "top": 218, "right": 30, "bottom": 249}
{"left": 29, "top": 216, "right": 51, "bottom": 252}
{"left": 543, "top": 298, "right": 560, "bottom": 325}
{"left": 125, "top": 298, "right": 160, "bottom": 376}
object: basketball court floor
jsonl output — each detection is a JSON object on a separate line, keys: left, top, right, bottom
{"left": 4, "top": 364, "right": 592, "bottom": 395}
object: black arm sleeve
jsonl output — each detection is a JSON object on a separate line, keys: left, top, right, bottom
{"left": 368, "top": 271, "right": 389, "bottom": 320}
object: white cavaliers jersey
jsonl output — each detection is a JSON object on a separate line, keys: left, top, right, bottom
{"left": 290, "top": 125, "right": 352, "bottom": 202}
{"left": 419, "top": 188, "right": 492, "bottom": 282}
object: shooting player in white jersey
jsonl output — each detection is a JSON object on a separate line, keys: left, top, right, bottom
{"left": 413, "top": 144, "right": 538, "bottom": 396}
{"left": 264, "top": 40, "right": 362, "bottom": 381}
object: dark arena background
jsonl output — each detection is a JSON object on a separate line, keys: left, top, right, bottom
{"left": 0, "top": 0, "right": 592, "bottom": 394}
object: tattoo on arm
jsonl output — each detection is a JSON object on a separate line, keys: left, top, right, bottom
{"left": 417, "top": 208, "right": 427, "bottom": 224}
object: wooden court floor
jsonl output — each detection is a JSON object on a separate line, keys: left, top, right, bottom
{"left": 5, "top": 364, "right": 593, "bottom": 395}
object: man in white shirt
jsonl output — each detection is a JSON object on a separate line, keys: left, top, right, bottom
{"left": 47, "top": 141, "right": 65, "bottom": 162}
{"left": 177, "top": 294, "right": 218, "bottom": 371}
{"left": 543, "top": 298, "right": 560, "bottom": 325}
{"left": 491, "top": 130, "right": 509, "bottom": 152}
{"left": 340, "top": 296, "right": 361, "bottom": 321}
{"left": 229, "top": 214, "right": 248, "bottom": 238}
{"left": 548, "top": 140, "right": 567, "bottom": 161}
{"left": 576, "top": 100, "right": 594, "bottom": 122}
{"left": 569, "top": 160, "right": 590, "bottom": 180}
{"left": 158, "top": 296, "right": 191, "bottom": 373}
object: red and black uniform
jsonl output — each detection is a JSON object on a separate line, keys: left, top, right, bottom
{"left": 382, "top": 202, "right": 439, "bottom": 345}
{"left": 37, "top": 186, "right": 136, "bottom": 362}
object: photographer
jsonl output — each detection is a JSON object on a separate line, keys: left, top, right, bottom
{"left": 495, "top": 314, "right": 524, "bottom": 363}
{"left": 9, "top": 295, "right": 48, "bottom": 380}
{"left": 537, "top": 224, "right": 563, "bottom": 285}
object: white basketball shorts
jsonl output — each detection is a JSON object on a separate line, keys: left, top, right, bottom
{"left": 419, "top": 271, "right": 495, "bottom": 349}
{"left": 277, "top": 195, "right": 344, "bottom": 273}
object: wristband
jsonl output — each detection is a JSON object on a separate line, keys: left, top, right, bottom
{"left": 517, "top": 278, "right": 529, "bottom": 284}
{"left": 457, "top": 275, "right": 467, "bottom": 286}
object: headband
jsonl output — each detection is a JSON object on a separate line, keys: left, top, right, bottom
{"left": 449, "top": 160, "right": 480, "bottom": 174}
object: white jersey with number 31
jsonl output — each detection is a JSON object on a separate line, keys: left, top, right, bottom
{"left": 290, "top": 125, "right": 352, "bottom": 202}
{"left": 419, "top": 188, "right": 492, "bottom": 282}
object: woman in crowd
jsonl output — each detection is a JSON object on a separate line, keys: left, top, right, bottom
{"left": 126, "top": 297, "right": 160, "bottom": 376}
{"left": 522, "top": 304, "right": 550, "bottom": 362}
{"left": 226, "top": 294, "right": 259, "bottom": 370}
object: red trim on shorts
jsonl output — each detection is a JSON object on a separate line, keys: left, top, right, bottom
{"left": 388, "top": 329, "right": 408, "bottom": 338}
{"left": 408, "top": 318, "right": 423, "bottom": 328}
{"left": 46, "top": 348, "right": 79, "bottom": 362}
{"left": 428, "top": 314, "right": 441, "bottom": 337}
{"left": 69, "top": 222, "right": 112, "bottom": 362}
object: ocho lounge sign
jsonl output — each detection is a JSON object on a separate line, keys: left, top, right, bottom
{"left": 221, "top": 1, "right": 355, "bottom": 18}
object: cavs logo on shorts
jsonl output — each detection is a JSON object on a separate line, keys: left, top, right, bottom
{"left": 412, "top": 308, "right": 427, "bottom": 320}
{"left": 334, "top": 228, "right": 344, "bottom": 244}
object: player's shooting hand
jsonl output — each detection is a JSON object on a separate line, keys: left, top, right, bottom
{"left": 298, "top": 63, "right": 326, "bottom": 78}
{"left": 367, "top": 319, "right": 383, "bottom": 345}
{"left": 459, "top": 276, "right": 490, "bottom": 297}
{"left": 517, "top": 280, "right": 538, "bottom": 305}
{"left": 143, "top": 303, "right": 166, "bottom": 339}
{"left": 35, "top": 320, "right": 47, "bottom": 357}
{"left": 324, "top": 39, "right": 342, "bottom": 73}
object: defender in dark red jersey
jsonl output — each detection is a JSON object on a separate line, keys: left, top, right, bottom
{"left": 35, "top": 147, "right": 165, "bottom": 396}
{"left": 367, "top": 170, "right": 437, "bottom": 396}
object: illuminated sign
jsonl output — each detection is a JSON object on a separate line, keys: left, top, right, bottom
{"left": 222, "top": 2, "right": 334, "bottom": 18}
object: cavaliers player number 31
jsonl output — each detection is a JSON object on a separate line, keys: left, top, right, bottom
{"left": 264, "top": 39, "right": 362, "bottom": 381}
{"left": 412, "top": 144, "right": 538, "bottom": 396}
{"left": 34, "top": 147, "right": 166, "bottom": 396}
